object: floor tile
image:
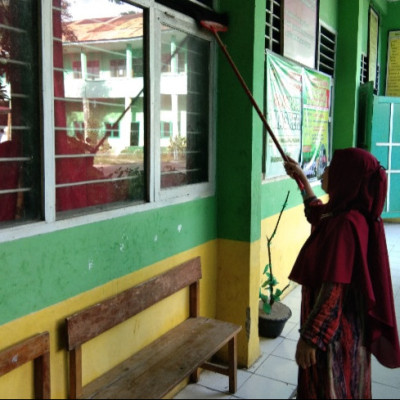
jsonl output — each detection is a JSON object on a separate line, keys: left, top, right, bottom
{"left": 173, "top": 383, "right": 234, "bottom": 399}
{"left": 246, "top": 351, "right": 269, "bottom": 373}
{"left": 271, "top": 338, "right": 297, "bottom": 361}
{"left": 282, "top": 321, "right": 300, "bottom": 342}
{"left": 259, "top": 336, "right": 284, "bottom": 356}
{"left": 196, "top": 369, "right": 252, "bottom": 393}
{"left": 280, "top": 320, "right": 297, "bottom": 338}
{"left": 372, "top": 382, "right": 400, "bottom": 399}
{"left": 372, "top": 357, "right": 400, "bottom": 389}
{"left": 235, "top": 373, "right": 296, "bottom": 399}
{"left": 254, "top": 354, "right": 298, "bottom": 385}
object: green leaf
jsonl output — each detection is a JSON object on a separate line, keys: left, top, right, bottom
{"left": 263, "top": 264, "right": 271, "bottom": 274}
{"left": 259, "top": 293, "right": 269, "bottom": 303}
{"left": 263, "top": 302, "right": 272, "bottom": 314}
{"left": 270, "top": 277, "right": 278, "bottom": 286}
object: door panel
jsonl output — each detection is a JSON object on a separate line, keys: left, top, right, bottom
{"left": 370, "top": 97, "right": 400, "bottom": 218}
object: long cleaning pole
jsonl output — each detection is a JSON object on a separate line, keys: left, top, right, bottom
{"left": 200, "top": 20, "right": 304, "bottom": 191}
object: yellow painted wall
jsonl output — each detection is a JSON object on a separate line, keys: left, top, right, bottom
{"left": 0, "top": 241, "right": 218, "bottom": 399}
{"left": 216, "top": 239, "right": 261, "bottom": 368}
{"left": 260, "top": 196, "right": 329, "bottom": 301}
{"left": 260, "top": 203, "right": 311, "bottom": 298}
{"left": 213, "top": 201, "right": 324, "bottom": 369}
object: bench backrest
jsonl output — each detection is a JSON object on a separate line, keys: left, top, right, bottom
{"left": 66, "top": 256, "right": 202, "bottom": 350}
{"left": 0, "top": 332, "right": 51, "bottom": 399}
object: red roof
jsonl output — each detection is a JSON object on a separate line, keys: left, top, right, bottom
{"left": 64, "top": 13, "right": 143, "bottom": 42}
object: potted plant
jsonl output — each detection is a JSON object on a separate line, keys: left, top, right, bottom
{"left": 259, "top": 190, "right": 292, "bottom": 338}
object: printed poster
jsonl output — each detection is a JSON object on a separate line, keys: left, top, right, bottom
{"left": 386, "top": 30, "right": 400, "bottom": 97}
{"left": 265, "top": 53, "right": 302, "bottom": 178}
{"left": 265, "top": 52, "right": 331, "bottom": 181}
{"left": 301, "top": 69, "right": 330, "bottom": 180}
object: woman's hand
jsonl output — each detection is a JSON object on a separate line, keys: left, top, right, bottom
{"left": 284, "top": 156, "right": 304, "bottom": 180}
{"left": 284, "top": 156, "right": 315, "bottom": 200}
{"left": 295, "top": 337, "right": 317, "bottom": 369}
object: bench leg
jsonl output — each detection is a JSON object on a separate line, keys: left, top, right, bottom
{"left": 228, "top": 335, "right": 237, "bottom": 393}
{"left": 190, "top": 368, "right": 200, "bottom": 383}
{"left": 34, "top": 351, "right": 51, "bottom": 399}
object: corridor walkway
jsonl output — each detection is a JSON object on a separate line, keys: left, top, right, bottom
{"left": 174, "top": 222, "right": 400, "bottom": 399}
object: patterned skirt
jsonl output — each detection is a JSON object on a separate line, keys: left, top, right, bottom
{"left": 297, "top": 284, "right": 371, "bottom": 399}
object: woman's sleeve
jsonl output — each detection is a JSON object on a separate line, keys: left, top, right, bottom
{"left": 304, "top": 197, "right": 324, "bottom": 225}
{"left": 300, "top": 283, "right": 345, "bottom": 351}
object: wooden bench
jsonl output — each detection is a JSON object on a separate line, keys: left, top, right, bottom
{"left": 0, "top": 331, "right": 50, "bottom": 399}
{"left": 66, "top": 256, "right": 242, "bottom": 399}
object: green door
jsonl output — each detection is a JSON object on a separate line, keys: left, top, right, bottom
{"left": 370, "top": 96, "right": 400, "bottom": 219}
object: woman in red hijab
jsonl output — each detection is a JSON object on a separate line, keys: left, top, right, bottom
{"left": 284, "top": 148, "right": 400, "bottom": 399}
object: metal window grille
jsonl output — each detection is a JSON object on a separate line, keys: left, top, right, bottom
{"left": 317, "top": 24, "right": 336, "bottom": 77}
{"left": 265, "top": 0, "right": 282, "bottom": 53}
{"left": 360, "top": 53, "right": 368, "bottom": 84}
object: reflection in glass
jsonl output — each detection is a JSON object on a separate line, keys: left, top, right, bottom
{"left": 53, "top": 0, "right": 145, "bottom": 214}
{"left": 159, "top": 26, "right": 210, "bottom": 189}
{"left": 0, "top": 0, "right": 40, "bottom": 224}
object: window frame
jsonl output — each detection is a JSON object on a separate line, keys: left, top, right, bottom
{"left": 153, "top": 6, "right": 216, "bottom": 203}
{"left": 0, "top": 0, "right": 216, "bottom": 243}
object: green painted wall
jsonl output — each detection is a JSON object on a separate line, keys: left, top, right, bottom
{"left": 0, "top": 197, "right": 216, "bottom": 325}
{"left": 332, "top": 0, "right": 362, "bottom": 150}
{"left": 319, "top": 0, "right": 338, "bottom": 29}
{"left": 216, "top": 0, "right": 264, "bottom": 243}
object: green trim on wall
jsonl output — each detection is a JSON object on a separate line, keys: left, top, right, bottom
{"left": 0, "top": 197, "right": 217, "bottom": 325}
{"left": 216, "top": 0, "right": 264, "bottom": 243}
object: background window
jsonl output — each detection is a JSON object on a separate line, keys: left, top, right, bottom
{"left": 72, "top": 61, "right": 82, "bottom": 79}
{"left": 132, "top": 57, "right": 143, "bottom": 77}
{"left": 105, "top": 122, "right": 119, "bottom": 138}
{"left": 87, "top": 60, "right": 100, "bottom": 80}
{"left": 110, "top": 59, "right": 126, "bottom": 77}
{"left": 161, "top": 121, "right": 172, "bottom": 138}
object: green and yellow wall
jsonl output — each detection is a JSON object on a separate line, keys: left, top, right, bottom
{"left": 1, "top": 0, "right": 400, "bottom": 398}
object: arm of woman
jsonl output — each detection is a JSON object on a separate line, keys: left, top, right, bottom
{"left": 284, "top": 156, "right": 315, "bottom": 200}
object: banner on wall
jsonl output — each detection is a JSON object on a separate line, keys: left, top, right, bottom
{"left": 265, "top": 53, "right": 302, "bottom": 178}
{"left": 265, "top": 52, "right": 331, "bottom": 181}
{"left": 386, "top": 30, "right": 400, "bottom": 97}
{"left": 301, "top": 69, "right": 330, "bottom": 180}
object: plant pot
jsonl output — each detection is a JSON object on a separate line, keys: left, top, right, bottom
{"left": 258, "top": 301, "right": 292, "bottom": 338}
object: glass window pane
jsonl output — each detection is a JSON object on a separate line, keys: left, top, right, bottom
{"left": 53, "top": 0, "right": 146, "bottom": 215}
{"left": 0, "top": 0, "right": 40, "bottom": 225}
{"left": 159, "top": 27, "right": 210, "bottom": 189}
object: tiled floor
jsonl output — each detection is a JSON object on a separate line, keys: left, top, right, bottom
{"left": 173, "top": 222, "right": 400, "bottom": 399}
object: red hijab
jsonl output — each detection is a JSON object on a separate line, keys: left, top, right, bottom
{"left": 289, "top": 148, "right": 400, "bottom": 368}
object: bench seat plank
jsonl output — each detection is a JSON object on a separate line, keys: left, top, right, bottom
{"left": 81, "top": 317, "right": 241, "bottom": 399}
